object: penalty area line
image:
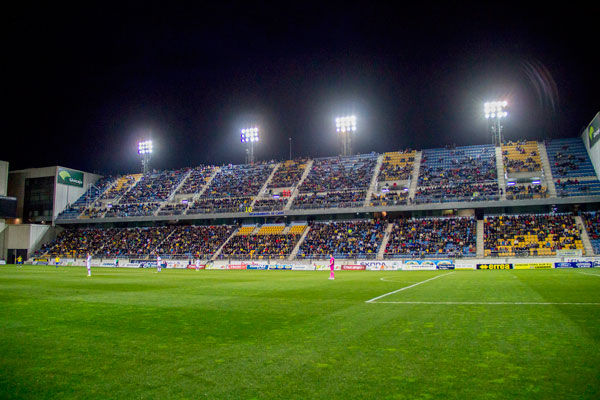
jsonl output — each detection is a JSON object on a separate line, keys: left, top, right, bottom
{"left": 366, "top": 272, "right": 455, "bottom": 303}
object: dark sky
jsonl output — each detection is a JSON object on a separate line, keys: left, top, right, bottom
{"left": 4, "top": 2, "right": 598, "bottom": 175}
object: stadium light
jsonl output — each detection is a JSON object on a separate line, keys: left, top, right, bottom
{"left": 335, "top": 115, "right": 357, "bottom": 156}
{"left": 484, "top": 101, "right": 508, "bottom": 146}
{"left": 138, "top": 140, "right": 153, "bottom": 174}
{"left": 241, "top": 127, "right": 259, "bottom": 164}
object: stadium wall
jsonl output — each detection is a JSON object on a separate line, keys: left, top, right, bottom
{"left": 4, "top": 223, "right": 57, "bottom": 261}
{"left": 582, "top": 111, "right": 600, "bottom": 179}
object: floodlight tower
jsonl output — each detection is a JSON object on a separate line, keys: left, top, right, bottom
{"left": 241, "top": 127, "right": 259, "bottom": 164}
{"left": 485, "top": 101, "right": 508, "bottom": 147}
{"left": 335, "top": 115, "right": 357, "bottom": 156}
{"left": 138, "top": 140, "right": 153, "bottom": 174}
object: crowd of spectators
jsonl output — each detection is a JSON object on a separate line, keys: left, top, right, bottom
{"left": 502, "top": 141, "right": 541, "bottom": 173}
{"left": 555, "top": 179, "right": 600, "bottom": 197}
{"left": 187, "top": 197, "right": 253, "bottom": 214}
{"left": 101, "top": 175, "right": 140, "bottom": 200}
{"left": 414, "top": 183, "right": 499, "bottom": 203}
{"left": 292, "top": 190, "right": 366, "bottom": 209}
{"left": 484, "top": 213, "right": 583, "bottom": 257}
{"left": 221, "top": 233, "right": 300, "bottom": 259}
{"left": 157, "top": 202, "right": 189, "bottom": 216}
{"left": 202, "top": 163, "right": 273, "bottom": 198}
{"left": 177, "top": 165, "right": 216, "bottom": 195}
{"left": 385, "top": 217, "right": 476, "bottom": 258}
{"left": 581, "top": 211, "right": 600, "bottom": 254}
{"left": 252, "top": 197, "right": 288, "bottom": 211}
{"left": 418, "top": 145, "right": 496, "bottom": 186}
{"left": 378, "top": 150, "right": 415, "bottom": 181}
{"left": 298, "top": 219, "right": 385, "bottom": 259}
{"left": 104, "top": 202, "right": 161, "bottom": 218}
{"left": 268, "top": 159, "right": 308, "bottom": 188}
{"left": 162, "top": 225, "right": 235, "bottom": 257}
{"left": 506, "top": 184, "right": 548, "bottom": 200}
{"left": 369, "top": 189, "right": 409, "bottom": 206}
{"left": 121, "top": 169, "right": 187, "bottom": 203}
{"left": 299, "top": 154, "right": 377, "bottom": 193}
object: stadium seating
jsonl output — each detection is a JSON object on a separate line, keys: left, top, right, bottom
{"left": 416, "top": 145, "right": 498, "bottom": 203}
{"left": 177, "top": 165, "right": 216, "bottom": 195}
{"left": 545, "top": 138, "right": 597, "bottom": 178}
{"left": 298, "top": 219, "right": 385, "bottom": 259}
{"left": 299, "top": 154, "right": 377, "bottom": 193}
{"left": 483, "top": 213, "right": 583, "bottom": 257}
{"left": 385, "top": 217, "right": 476, "bottom": 258}
{"left": 505, "top": 184, "right": 548, "bottom": 200}
{"left": 268, "top": 159, "right": 308, "bottom": 188}
{"left": 501, "top": 141, "right": 541, "bottom": 173}
{"left": 378, "top": 150, "right": 415, "bottom": 181}
{"left": 581, "top": 211, "right": 600, "bottom": 254}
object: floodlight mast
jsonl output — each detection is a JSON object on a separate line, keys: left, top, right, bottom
{"left": 335, "top": 115, "right": 357, "bottom": 156}
{"left": 137, "top": 140, "right": 153, "bottom": 174}
{"left": 485, "top": 101, "right": 508, "bottom": 147}
{"left": 241, "top": 127, "right": 259, "bottom": 164}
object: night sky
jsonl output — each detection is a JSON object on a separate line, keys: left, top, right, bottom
{"left": 4, "top": 2, "right": 598, "bottom": 175}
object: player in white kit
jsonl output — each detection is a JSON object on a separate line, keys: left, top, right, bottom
{"left": 157, "top": 254, "right": 162, "bottom": 272}
{"left": 86, "top": 253, "right": 92, "bottom": 277}
{"left": 196, "top": 258, "right": 201, "bottom": 271}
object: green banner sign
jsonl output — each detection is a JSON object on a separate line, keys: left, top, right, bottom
{"left": 57, "top": 167, "right": 84, "bottom": 188}
{"left": 586, "top": 112, "right": 600, "bottom": 148}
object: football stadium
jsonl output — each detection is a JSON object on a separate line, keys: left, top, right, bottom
{"left": 2, "top": 4, "right": 599, "bottom": 400}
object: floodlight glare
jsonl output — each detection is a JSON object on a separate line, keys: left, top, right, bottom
{"left": 335, "top": 115, "right": 357, "bottom": 156}
{"left": 485, "top": 101, "right": 508, "bottom": 146}
{"left": 138, "top": 140, "right": 153, "bottom": 155}
{"left": 240, "top": 126, "right": 259, "bottom": 163}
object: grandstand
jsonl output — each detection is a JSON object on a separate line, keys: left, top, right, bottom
{"left": 26, "top": 135, "right": 600, "bottom": 262}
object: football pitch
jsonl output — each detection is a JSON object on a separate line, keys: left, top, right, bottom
{"left": 1, "top": 266, "right": 599, "bottom": 399}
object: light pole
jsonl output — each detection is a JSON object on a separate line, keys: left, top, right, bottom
{"left": 335, "top": 115, "right": 357, "bottom": 156}
{"left": 485, "top": 101, "right": 508, "bottom": 146}
{"left": 138, "top": 140, "right": 153, "bottom": 174}
{"left": 289, "top": 137, "right": 292, "bottom": 160}
{"left": 241, "top": 127, "right": 259, "bottom": 164}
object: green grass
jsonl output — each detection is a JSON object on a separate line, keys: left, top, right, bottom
{"left": 0, "top": 266, "right": 599, "bottom": 399}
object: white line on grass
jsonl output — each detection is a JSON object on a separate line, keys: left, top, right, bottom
{"left": 578, "top": 271, "right": 600, "bottom": 277}
{"left": 366, "top": 272, "right": 455, "bottom": 303}
{"left": 372, "top": 301, "right": 600, "bottom": 305}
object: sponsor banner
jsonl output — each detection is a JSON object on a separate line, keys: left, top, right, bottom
{"left": 515, "top": 263, "right": 554, "bottom": 269}
{"left": 477, "top": 263, "right": 513, "bottom": 270}
{"left": 34, "top": 257, "right": 49, "bottom": 263}
{"left": 403, "top": 259, "right": 454, "bottom": 271}
{"left": 247, "top": 264, "right": 269, "bottom": 270}
{"left": 292, "top": 264, "right": 316, "bottom": 271}
{"left": 565, "top": 258, "right": 598, "bottom": 267}
{"left": 57, "top": 167, "right": 84, "bottom": 188}
{"left": 555, "top": 261, "right": 594, "bottom": 268}
{"left": 268, "top": 264, "right": 292, "bottom": 270}
{"left": 455, "top": 263, "right": 475, "bottom": 270}
{"left": 186, "top": 265, "right": 206, "bottom": 269}
{"left": 314, "top": 263, "right": 331, "bottom": 271}
{"left": 341, "top": 264, "right": 366, "bottom": 270}
{"left": 586, "top": 112, "right": 600, "bottom": 148}
{"left": 227, "top": 264, "right": 247, "bottom": 270}
{"left": 359, "top": 261, "right": 401, "bottom": 271}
